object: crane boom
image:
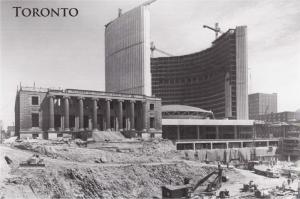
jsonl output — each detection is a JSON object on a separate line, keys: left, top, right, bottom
{"left": 192, "top": 166, "right": 222, "bottom": 192}
{"left": 150, "top": 41, "right": 173, "bottom": 57}
{"left": 203, "top": 23, "right": 222, "bottom": 39}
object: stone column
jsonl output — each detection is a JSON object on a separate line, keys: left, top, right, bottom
{"left": 177, "top": 126, "right": 180, "bottom": 140}
{"left": 106, "top": 99, "right": 111, "bottom": 131}
{"left": 130, "top": 101, "right": 135, "bottom": 130}
{"left": 216, "top": 126, "right": 220, "bottom": 139}
{"left": 92, "top": 98, "right": 98, "bottom": 131}
{"left": 118, "top": 100, "right": 123, "bottom": 131}
{"left": 142, "top": 101, "right": 147, "bottom": 131}
{"left": 48, "top": 95, "right": 55, "bottom": 132}
{"left": 252, "top": 126, "right": 256, "bottom": 139}
{"left": 196, "top": 126, "right": 200, "bottom": 139}
{"left": 234, "top": 126, "right": 238, "bottom": 139}
{"left": 63, "top": 96, "right": 70, "bottom": 131}
{"left": 78, "top": 97, "right": 84, "bottom": 131}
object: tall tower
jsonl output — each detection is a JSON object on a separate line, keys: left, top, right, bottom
{"left": 105, "top": 4, "right": 152, "bottom": 96}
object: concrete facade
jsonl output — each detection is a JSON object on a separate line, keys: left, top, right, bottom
{"left": 249, "top": 93, "right": 277, "bottom": 119}
{"left": 162, "top": 119, "right": 254, "bottom": 140}
{"left": 161, "top": 105, "right": 254, "bottom": 140}
{"left": 105, "top": 5, "right": 151, "bottom": 96}
{"left": 160, "top": 104, "right": 281, "bottom": 150}
{"left": 151, "top": 27, "right": 248, "bottom": 119}
{"left": 15, "top": 87, "right": 162, "bottom": 139}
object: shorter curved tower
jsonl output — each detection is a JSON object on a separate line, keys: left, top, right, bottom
{"left": 151, "top": 26, "right": 248, "bottom": 119}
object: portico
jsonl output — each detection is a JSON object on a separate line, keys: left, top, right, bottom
{"left": 45, "top": 88, "right": 162, "bottom": 137}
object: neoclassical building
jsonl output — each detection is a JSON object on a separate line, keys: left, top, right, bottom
{"left": 15, "top": 86, "right": 162, "bottom": 139}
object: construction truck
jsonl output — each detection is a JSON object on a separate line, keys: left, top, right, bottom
{"left": 19, "top": 154, "right": 45, "bottom": 168}
{"left": 161, "top": 165, "right": 227, "bottom": 198}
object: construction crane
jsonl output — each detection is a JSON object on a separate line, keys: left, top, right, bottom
{"left": 150, "top": 42, "right": 173, "bottom": 57}
{"left": 203, "top": 23, "right": 223, "bottom": 39}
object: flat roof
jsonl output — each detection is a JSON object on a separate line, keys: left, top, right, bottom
{"left": 162, "top": 119, "right": 254, "bottom": 126}
{"left": 162, "top": 105, "right": 212, "bottom": 113}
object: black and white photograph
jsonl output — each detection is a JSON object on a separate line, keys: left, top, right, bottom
{"left": 0, "top": 0, "right": 300, "bottom": 198}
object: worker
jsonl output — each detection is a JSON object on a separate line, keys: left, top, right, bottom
{"left": 282, "top": 181, "right": 286, "bottom": 191}
{"left": 249, "top": 180, "right": 253, "bottom": 186}
{"left": 288, "top": 171, "right": 292, "bottom": 179}
{"left": 194, "top": 152, "right": 199, "bottom": 160}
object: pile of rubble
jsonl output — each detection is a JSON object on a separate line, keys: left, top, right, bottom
{"left": 5, "top": 159, "right": 216, "bottom": 199}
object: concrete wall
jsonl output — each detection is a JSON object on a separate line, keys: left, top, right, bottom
{"left": 105, "top": 5, "right": 151, "bottom": 96}
{"left": 145, "top": 99, "right": 162, "bottom": 131}
{"left": 15, "top": 90, "right": 47, "bottom": 135}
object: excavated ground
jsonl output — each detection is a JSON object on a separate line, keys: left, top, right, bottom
{"left": 0, "top": 139, "right": 299, "bottom": 199}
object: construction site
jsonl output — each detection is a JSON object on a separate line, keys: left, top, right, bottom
{"left": 1, "top": 134, "right": 300, "bottom": 199}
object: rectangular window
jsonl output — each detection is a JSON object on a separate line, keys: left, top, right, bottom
{"left": 150, "top": 117, "right": 155, "bottom": 128}
{"left": 32, "top": 113, "right": 39, "bottom": 127}
{"left": 32, "top": 96, "right": 39, "bottom": 105}
{"left": 150, "top": 104, "right": 154, "bottom": 110}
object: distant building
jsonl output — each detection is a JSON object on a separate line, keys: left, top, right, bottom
{"left": 151, "top": 27, "right": 249, "bottom": 119}
{"left": 253, "top": 111, "right": 300, "bottom": 123}
{"left": 7, "top": 126, "right": 15, "bottom": 137}
{"left": 15, "top": 86, "right": 162, "bottom": 139}
{"left": 248, "top": 93, "right": 277, "bottom": 119}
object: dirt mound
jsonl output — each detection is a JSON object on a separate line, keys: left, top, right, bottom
{"left": 14, "top": 142, "right": 59, "bottom": 159}
{"left": 12, "top": 139, "right": 181, "bottom": 164}
{"left": 7, "top": 161, "right": 215, "bottom": 199}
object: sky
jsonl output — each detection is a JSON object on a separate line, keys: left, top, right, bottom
{"left": 0, "top": 0, "right": 300, "bottom": 128}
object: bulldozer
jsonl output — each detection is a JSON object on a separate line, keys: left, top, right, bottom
{"left": 161, "top": 165, "right": 227, "bottom": 198}
{"left": 19, "top": 154, "right": 45, "bottom": 168}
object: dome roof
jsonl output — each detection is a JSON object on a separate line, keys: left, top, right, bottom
{"left": 162, "top": 105, "right": 212, "bottom": 113}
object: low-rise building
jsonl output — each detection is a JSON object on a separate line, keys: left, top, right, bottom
{"left": 161, "top": 105, "right": 279, "bottom": 150}
{"left": 15, "top": 86, "right": 162, "bottom": 139}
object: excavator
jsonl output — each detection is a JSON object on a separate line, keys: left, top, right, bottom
{"left": 161, "top": 165, "right": 228, "bottom": 198}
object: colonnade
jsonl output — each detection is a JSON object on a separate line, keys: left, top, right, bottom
{"left": 48, "top": 95, "right": 147, "bottom": 132}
